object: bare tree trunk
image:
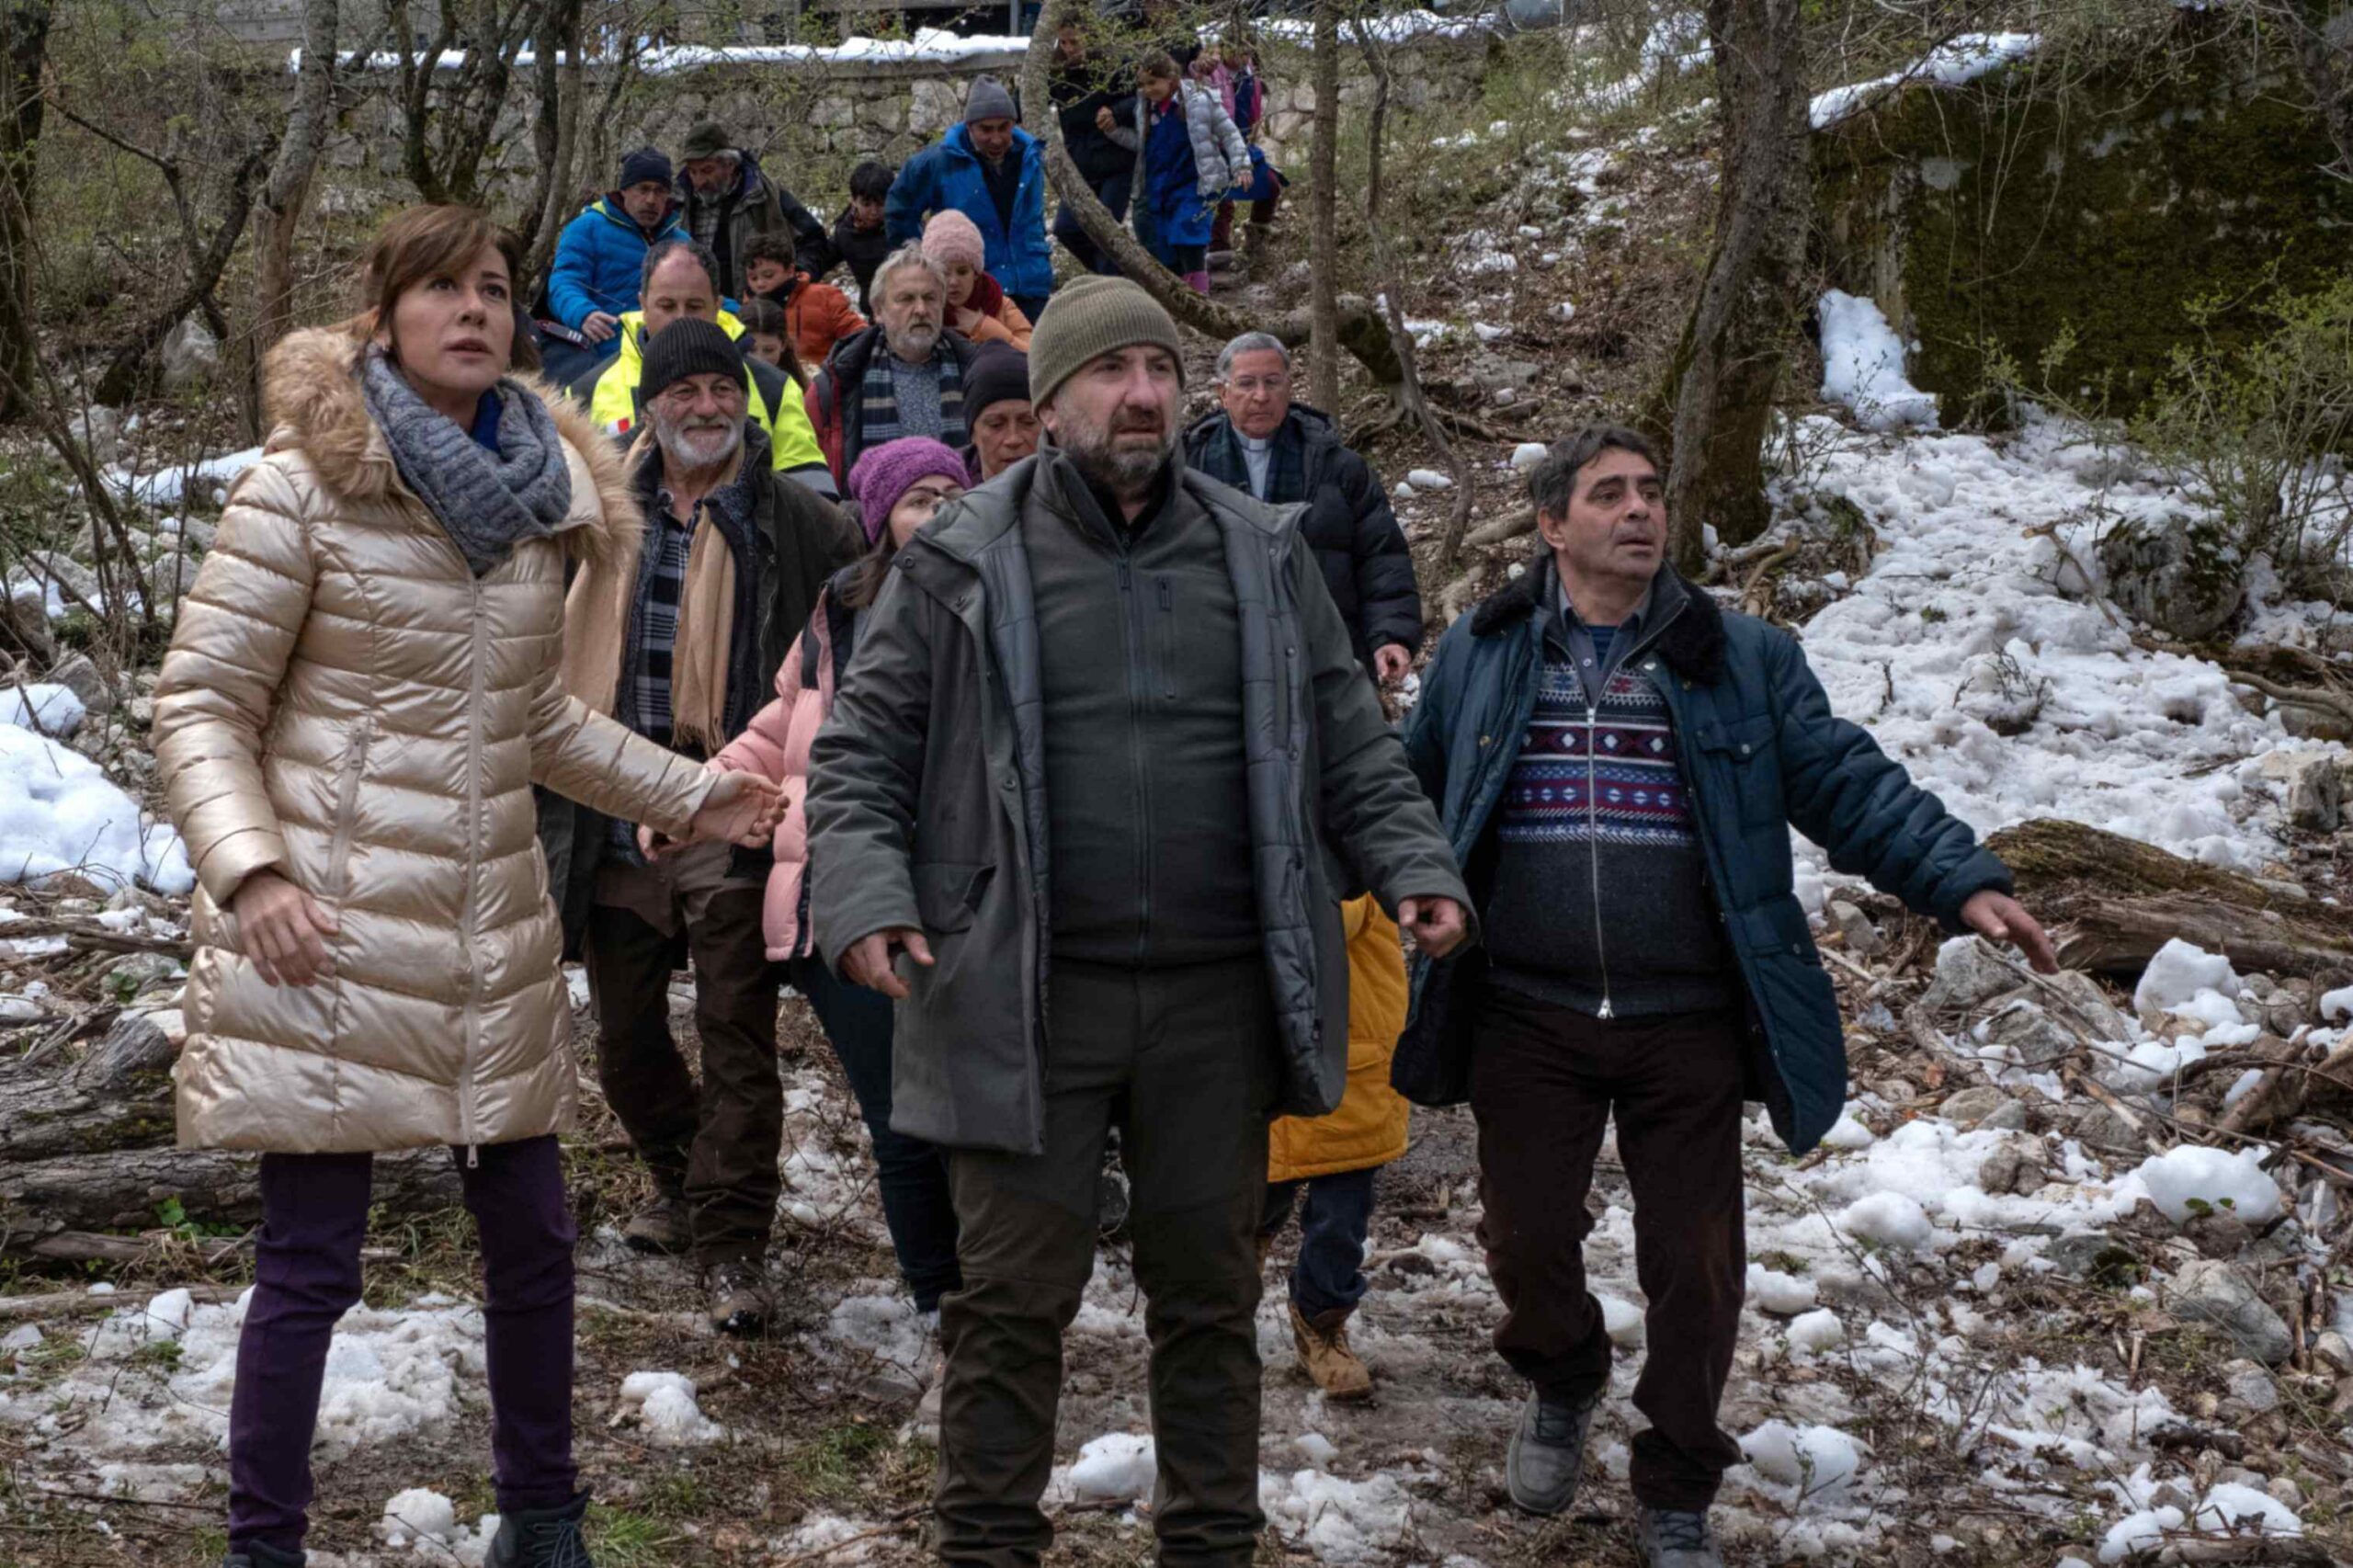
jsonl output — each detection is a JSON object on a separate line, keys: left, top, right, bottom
{"left": 1355, "top": 7, "right": 1472, "bottom": 574}
{"left": 251, "top": 0, "right": 340, "bottom": 436}
{"left": 1018, "top": 0, "right": 1402, "bottom": 381}
{"left": 1306, "top": 0, "right": 1342, "bottom": 411}
{"left": 1656, "top": 0, "right": 1811, "bottom": 574}
{"left": 520, "top": 0, "right": 588, "bottom": 285}
{"left": 0, "top": 0, "right": 50, "bottom": 425}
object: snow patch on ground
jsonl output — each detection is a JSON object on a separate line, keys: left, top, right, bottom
{"left": 2129, "top": 1144, "right": 2286, "bottom": 1225}
{"left": 0, "top": 722, "right": 191, "bottom": 892}
{"left": 0, "top": 1290, "right": 487, "bottom": 1467}
{"left": 2134, "top": 938, "right": 2241, "bottom": 1014}
{"left": 1818, "top": 290, "right": 1938, "bottom": 432}
{"left": 618, "top": 1370, "right": 724, "bottom": 1444}
{"left": 0, "top": 684, "right": 86, "bottom": 737}
{"left": 1789, "top": 416, "right": 2293, "bottom": 871}
{"left": 101, "top": 445, "right": 263, "bottom": 506}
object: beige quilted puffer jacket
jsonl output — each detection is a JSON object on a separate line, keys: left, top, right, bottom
{"left": 153, "top": 326, "right": 716, "bottom": 1154}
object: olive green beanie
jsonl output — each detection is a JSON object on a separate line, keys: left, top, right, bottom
{"left": 1027, "top": 276, "right": 1186, "bottom": 408}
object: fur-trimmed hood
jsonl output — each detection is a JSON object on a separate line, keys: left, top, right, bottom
{"left": 259, "top": 324, "right": 638, "bottom": 571}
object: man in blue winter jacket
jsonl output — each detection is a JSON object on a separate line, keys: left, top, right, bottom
{"left": 884, "top": 78, "right": 1054, "bottom": 323}
{"left": 1397, "top": 424, "right": 2058, "bottom": 1568}
{"left": 542, "top": 148, "right": 688, "bottom": 385}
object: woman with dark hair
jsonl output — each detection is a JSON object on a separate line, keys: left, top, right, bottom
{"left": 152, "top": 204, "right": 781, "bottom": 1568}
{"left": 705, "top": 437, "right": 969, "bottom": 1335}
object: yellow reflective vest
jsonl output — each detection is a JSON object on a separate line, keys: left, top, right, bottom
{"left": 585, "top": 310, "right": 828, "bottom": 477}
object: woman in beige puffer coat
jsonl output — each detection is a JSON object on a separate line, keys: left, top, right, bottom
{"left": 153, "top": 205, "right": 778, "bottom": 1568}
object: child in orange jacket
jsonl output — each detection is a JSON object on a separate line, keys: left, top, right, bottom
{"left": 745, "top": 231, "right": 866, "bottom": 371}
{"left": 1262, "top": 895, "right": 1411, "bottom": 1399}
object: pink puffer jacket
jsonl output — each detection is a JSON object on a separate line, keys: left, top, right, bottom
{"left": 711, "top": 581, "right": 847, "bottom": 961}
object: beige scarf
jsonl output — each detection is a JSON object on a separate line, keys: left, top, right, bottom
{"left": 560, "top": 433, "right": 739, "bottom": 755}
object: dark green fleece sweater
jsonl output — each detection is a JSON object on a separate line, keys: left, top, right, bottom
{"left": 1026, "top": 453, "right": 1259, "bottom": 967}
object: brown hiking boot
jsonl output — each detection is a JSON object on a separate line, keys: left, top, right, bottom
{"left": 707, "top": 1257, "right": 775, "bottom": 1336}
{"left": 1290, "top": 1302, "right": 1374, "bottom": 1401}
{"left": 622, "top": 1189, "right": 690, "bottom": 1256}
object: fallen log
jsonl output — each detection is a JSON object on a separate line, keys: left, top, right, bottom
{"left": 0, "top": 1008, "right": 464, "bottom": 1249}
{"left": 1984, "top": 819, "right": 2353, "bottom": 981}
{"left": 0, "top": 1145, "right": 461, "bottom": 1247}
{"left": 0, "top": 1012, "right": 179, "bottom": 1163}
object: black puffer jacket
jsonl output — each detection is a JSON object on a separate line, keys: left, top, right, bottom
{"left": 1186, "top": 404, "right": 1422, "bottom": 669}
{"left": 1051, "top": 55, "right": 1137, "bottom": 187}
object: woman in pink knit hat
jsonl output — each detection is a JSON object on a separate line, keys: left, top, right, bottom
{"left": 921, "top": 210, "right": 1034, "bottom": 351}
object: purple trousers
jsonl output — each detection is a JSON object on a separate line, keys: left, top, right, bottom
{"left": 227, "top": 1135, "right": 578, "bottom": 1555}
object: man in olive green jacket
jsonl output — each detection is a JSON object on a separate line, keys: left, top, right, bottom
{"left": 805, "top": 278, "right": 1470, "bottom": 1568}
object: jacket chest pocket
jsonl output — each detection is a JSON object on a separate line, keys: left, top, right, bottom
{"left": 1692, "top": 711, "right": 1781, "bottom": 833}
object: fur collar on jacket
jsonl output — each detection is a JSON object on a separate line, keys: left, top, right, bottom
{"left": 260, "top": 324, "right": 637, "bottom": 572}
{"left": 1469, "top": 551, "right": 1727, "bottom": 684}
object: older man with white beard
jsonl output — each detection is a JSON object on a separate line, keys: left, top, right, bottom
{"left": 553, "top": 317, "right": 859, "bottom": 1336}
{"left": 804, "top": 244, "right": 988, "bottom": 488}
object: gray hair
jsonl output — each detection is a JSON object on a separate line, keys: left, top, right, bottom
{"left": 1528, "top": 424, "right": 1663, "bottom": 520}
{"left": 872, "top": 243, "right": 948, "bottom": 302}
{"left": 641, "top": 237, "right": 723, "bottom": 301}
{"left": 1214, "top": 331, "right": 1290, "bottom": 382}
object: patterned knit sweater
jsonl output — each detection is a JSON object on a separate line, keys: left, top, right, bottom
{"left": 1479, "top": 632, "right": 1736, "bottom": 1017}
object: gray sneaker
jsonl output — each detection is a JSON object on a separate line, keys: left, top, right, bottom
{"left": 1505, "top": 1390, "right": 1599, "bottom": 1515}
{"left": 1636, "top": 1506, "right": 1723, "bottom": 1568}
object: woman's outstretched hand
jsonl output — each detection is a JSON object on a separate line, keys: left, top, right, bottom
{"left": 233, "top": 869, "right": 339, "bottom": 987}
{"left": 685, "top": 771, "right": 785, "bottom": 849}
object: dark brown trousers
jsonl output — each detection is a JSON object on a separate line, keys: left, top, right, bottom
{"left": 585, "top": 842, "right": 782, "bottom": 1265}
{"left": 1469, "top": 985, "right": 1749, "bottom": 1511}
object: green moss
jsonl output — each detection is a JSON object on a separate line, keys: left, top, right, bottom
{"left": 1813, "top": 17, "right": 2353, "bottom": 421}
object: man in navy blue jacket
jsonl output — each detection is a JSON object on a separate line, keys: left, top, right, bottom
{"left": 1398, "top": 424, "right": 2055, "bottom": 1568}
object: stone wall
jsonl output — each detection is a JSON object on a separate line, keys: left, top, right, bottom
{"left": 1813, "top": 14, "right": 2353, "bottom": 421}
{"left": 316, "top": 28, "right": 1490, "bottom": 211}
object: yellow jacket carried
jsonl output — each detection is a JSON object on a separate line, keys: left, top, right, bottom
{"left": 1269, "top": 895, "right": 1412, "bottom": 1182}
{"left": 581, "top": 309, "right": 829, "bottom": 479}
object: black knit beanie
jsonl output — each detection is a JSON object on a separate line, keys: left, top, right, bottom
{"left": 640, "top": 318, "right": 744, "bottom": 405}
{"left": 618, "top": 146, "right": 673, "bottom": 190}
{"left": 962, "top": 345, "right": 1031, "bottom": 424}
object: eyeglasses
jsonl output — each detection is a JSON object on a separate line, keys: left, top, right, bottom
{"left": 1226, "top": 376, "right": 1289, "bottom": 396}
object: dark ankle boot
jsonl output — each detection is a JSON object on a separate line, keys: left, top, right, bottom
{"left": 487, "top": 1490, "right": 595, "bottom": 1567}
{"left": 222, "top": 1542, "right": 305, "bottom": 1568}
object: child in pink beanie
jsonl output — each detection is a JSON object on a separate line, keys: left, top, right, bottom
{"left": 921, "top": 210, "right": 1034, "bottom": 350}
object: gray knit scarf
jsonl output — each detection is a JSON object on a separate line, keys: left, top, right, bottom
{"left": 360, "top": 347, "right": 574, "bottom": 577}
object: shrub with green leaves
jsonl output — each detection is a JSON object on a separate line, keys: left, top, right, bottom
{"left": 2131, "top": 279, "right": 2353, "bottom": 597}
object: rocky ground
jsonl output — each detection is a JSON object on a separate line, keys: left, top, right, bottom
{"left": 7, "top": 915, "right": 2353, "bottom": 1567}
